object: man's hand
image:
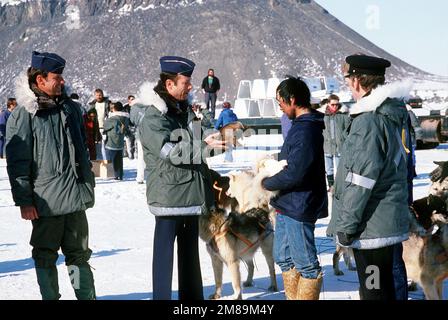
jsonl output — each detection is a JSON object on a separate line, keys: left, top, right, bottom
{"left": 20, "top": 205, "right": 39, "bottom": 220}
{"left": 204, "top": 132, "right": 227, "bottom": 150}
{"left": 430, "top": 161, "right": 448, "bottom": 182}
{"left": 337, "top": 232, "right": 355, "bottom": 247}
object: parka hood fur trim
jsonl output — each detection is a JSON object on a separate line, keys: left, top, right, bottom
{"left": 15, "top": 71, "right": 38, "bottom": 115}
{"left": 109, "top": 111, "right": 130, "bottom": 118}
{"left": 349, "top": 79, "right": 414, "bottom": 115}
{"left": 134, "top": 82, "right": 167, "bottom": 115}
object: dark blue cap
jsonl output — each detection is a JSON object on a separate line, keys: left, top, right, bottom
{"left": 31, "top": 51, "right": 66, "bottom": 74}
{"left": 344, "top": 54, "right": 391, "bottom": 77}
{"left": 159, "top": 56, "right": 195, "bottom": 77}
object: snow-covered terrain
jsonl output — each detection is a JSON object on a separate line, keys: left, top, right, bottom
{"left": 0, "top": 134, "right": 447, "bottom": 300}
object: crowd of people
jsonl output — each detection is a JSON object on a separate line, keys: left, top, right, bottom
{"left": 1, "top": 49, "right": 431, "bottom": 301}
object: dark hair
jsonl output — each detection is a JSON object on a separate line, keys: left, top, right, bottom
{"left": 159, "top": 72, "right": 179, "bottom": 86}
{"left": 328, "top": 94, "right": 340, "bottom": 101}
{"left": 94, "top": 88, "right": 104, "bottom": 95}
{"left": 111, "top": 101, "right": 123, "bottom": 112}
{"left": 208, "top": 68, "right": 214, "bottom": 72}
{"left": 128, "top": 95, "right": 135, "bottom": 100}
{"left": 27, "top": 67, "right": 48, "bottom": 87}
{"left": 70, "top": 93, "right": 79, "bottom": 100}
{"left": 7, "top": 98, "right": 16, "bottom": 108}
{"left": 276, "top": 77, "right": 311, "bottom": 108}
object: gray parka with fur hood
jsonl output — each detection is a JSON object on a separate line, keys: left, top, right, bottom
{"left": 5, "top": 73, "right": 95, "bottom": 217}
{"left": 327, "top": 80, "right": 412, "bottom": 249}
{"left": 134, "top": 82, "right": 214, "bottom": 216}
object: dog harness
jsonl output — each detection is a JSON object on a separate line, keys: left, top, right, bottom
{"left": 207, "top": 211, "right": 274, "bottom": 256}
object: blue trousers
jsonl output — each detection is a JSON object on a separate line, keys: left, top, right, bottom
{"left": 204, "top": 92, "right": 217, "bottom": 120}
{"left": 152, "top": 216, "right": 203, "bottom": 300}
{"left": 274, "top": 214, "right": 321, "bottom": 279}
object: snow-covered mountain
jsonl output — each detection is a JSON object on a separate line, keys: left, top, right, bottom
{"left": 0, "top": 0, "right": 444, "bottom": 103}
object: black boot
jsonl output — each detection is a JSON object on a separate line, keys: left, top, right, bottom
{"left": 35, "top": 267, "right": 61, "bottom": 300}
{"left": 68, "top": 263, "right": 96, "bottom": 300}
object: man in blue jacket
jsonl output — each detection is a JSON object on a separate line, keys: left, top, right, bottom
{"left": 262, "top": 77, "right": 328, "bottom": 300}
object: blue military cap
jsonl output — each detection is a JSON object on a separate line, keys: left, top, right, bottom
{"left": 159, "top": 56, "right": 195, "bottom": 77}
{"left": 31, "top": 51, "right": 66, "bottom": 74}
{"left": 344, "top": 54, "right": 391, "bottom": 77}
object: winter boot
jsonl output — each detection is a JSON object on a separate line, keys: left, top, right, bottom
{"left": 35, "top": 267, "right": 61, "bottom": 300}
{"left": 68, "top": 262, "right": 96, "bottom": 300}
{"left": 282, "top": 268, "right": 301, "bottom": 300}
{"left": 296, "top": 272, "right": 323, "bottom": 300}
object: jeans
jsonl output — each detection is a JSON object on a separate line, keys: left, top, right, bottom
{"left": 274, "top": 214, "right": 321, "bottom": 279}
{"left": 324, "top": 154, "right": 340, "bottom": 177}
{"left": 204, "top": 92, "right": 217, "bottom": 120}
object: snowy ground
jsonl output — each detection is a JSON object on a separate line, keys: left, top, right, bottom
{"left": 0, "top": 135, "right": 447, "bottom": 300}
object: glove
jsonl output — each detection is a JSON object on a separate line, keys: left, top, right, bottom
{"left": 337, "top": 232, "right": 355, "bottom": 247}
{"left": 430, "top": 161, "right": 448, "bottom": 182}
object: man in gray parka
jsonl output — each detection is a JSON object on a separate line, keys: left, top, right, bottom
{"left": 322, "top": 94, "right": 350, "bottom": 192}
{"left": 6, "top": 51, "right": 96, "bottom": 300}
{"left": 327, "top": 54, "right": 411, "bottom": 300}
{"left": 135, "top": 56, "right": 225, "bottom": 300}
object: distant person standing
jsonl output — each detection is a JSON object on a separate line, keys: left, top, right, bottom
{"left": 88, "top": 88, "right": 110, "bottom": 160}
{"left": 103, "top": 101, "right": 129, "bottom": 181}
{"left": 0, "top": 98, "right": 17, "bottom": 158}
{"left": 322, "top": 94, "right": 350, "bottom": 193}
{"left": 201, "top": 68, "right": 220, "bottom": 120}
{"left": 214, "top": 101, "right": 238, "bottom": 162}
{"left": 83, "top": 109, "right": 102, "bottom": 160}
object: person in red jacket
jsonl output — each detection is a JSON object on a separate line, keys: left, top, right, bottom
{"left": 83, "top": 109, "right": 101, "bottom": 160}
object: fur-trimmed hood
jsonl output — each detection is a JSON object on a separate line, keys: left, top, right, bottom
{"left": 133, "top": 81, "right": 167, "bottom": 115}
{"left": 15, "top": 71, "right": 38, "bottom": 115}
{"left": 14, "top": 71, "right": 75, "bottom": 115}
{"left": 108, "top": 111, "right": 129, "bottom": 118}
{"left": 349, "top": 79, "right": 414, "bottom": 115}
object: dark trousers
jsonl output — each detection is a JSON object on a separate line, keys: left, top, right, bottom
{"left": 152, "top": 216, "right": 203, "bottom": 300}
{"left": 353, "top": 245, "right": 396, "bottom": 300}
{"left": 204, "top": 92, "right": 217, "bottom": 120}
{"left": 393, "top": 242, "right": 408, "bottom": 300}
{"left": 30, "top": 211, "right": 92, "bottom": 267}
{"left": 0, "top": 136, "right": 4, "bottom": 158}
{"left": 106, "top": 148, "right": 123, "bottom": 179}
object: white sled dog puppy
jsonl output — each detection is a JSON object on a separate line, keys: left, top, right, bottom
{"left": 227, "top": 158, "right": 287, "bottom": 213}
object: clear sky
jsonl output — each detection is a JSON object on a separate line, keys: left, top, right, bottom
{"left": 314, "top": 0, "right": 448, "bottom": 76}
